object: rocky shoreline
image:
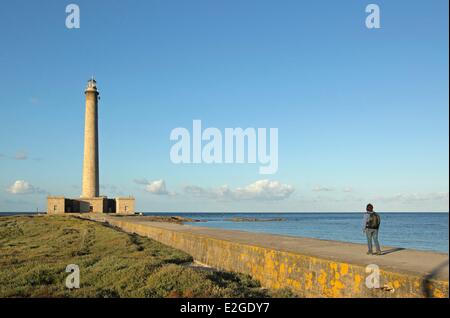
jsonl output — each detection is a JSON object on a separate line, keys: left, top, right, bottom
{"left": 227, "top": 217, "right": 286, "bottom": 222}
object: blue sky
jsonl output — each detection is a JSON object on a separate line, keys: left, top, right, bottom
{"left": 0, "top": 0, "right": 448, "bottom": 212}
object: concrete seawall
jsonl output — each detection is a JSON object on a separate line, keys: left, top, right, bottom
{"left": 78, "top": 214, "right": 448, "bottom": 298}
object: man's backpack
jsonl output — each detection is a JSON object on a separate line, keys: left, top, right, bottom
{"left": 367, "top": 212, "right": 381, "bottom": 229}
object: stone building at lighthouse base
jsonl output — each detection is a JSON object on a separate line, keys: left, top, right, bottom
{"left": 47, "top": 196, "right": 135, "bottom": 214}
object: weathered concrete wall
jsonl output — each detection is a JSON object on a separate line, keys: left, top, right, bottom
{"left": 115, "top": 198, "right": 135, "bottom": 214}
{"left": 81, "top": 215, "right": 448, "bottom": 298}
{"left": 79, "top": 197, "right": 105, "bottom": 213}
{"left": 47, "top": 196, "right": 65, "bottom": 214}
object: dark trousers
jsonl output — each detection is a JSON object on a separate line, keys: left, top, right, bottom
{"left": 366, "top": 228, "right": 381, "bottom": 253}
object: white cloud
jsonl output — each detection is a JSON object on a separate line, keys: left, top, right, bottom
{"left": 146, "top": 180, "right": 169, "bottom": 195}
{"left": 235, "top": 180, "right": 295, "bottom": 200}
{"left": 343, "top": 187, "right": 353, "bottom": 193}
{"left": 184, "top": 184, "right": 233, "bottom": 200}
{"left": 15, "top": 151, "right": 28, "bottom": 160}
{"left": 375, "top": 192, "right": 449, "bottom": 203}
{"left": 184, "top": 180, "right": 294, "bottom": 201}
{"left": 135, "top": 179, "right": 171, "bottom": 195}
{"left": 434, "top": 192, "right": 450, "bottom": 200}
{"left": 184, "top": 185, "right": 214, "bottom": 198}
{"left": 6, "top": 180, "right": 45, "bottom": 195}
{"left": 312, "top": 185, "right": 333, "bottom": 192}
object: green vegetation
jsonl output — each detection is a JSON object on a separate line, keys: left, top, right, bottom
{"left": 0, "top": 215, "right": 293, "bottom": 298}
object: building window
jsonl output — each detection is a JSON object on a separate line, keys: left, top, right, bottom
{"left": 53, "top": 205, "right": 57, "bottom": 211}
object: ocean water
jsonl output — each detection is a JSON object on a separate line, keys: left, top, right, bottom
{"left": 1, "top": 212, "right": 448, "bottom": 253}
{"left": 144, "top": 212, "right": 449, "bottom": 253}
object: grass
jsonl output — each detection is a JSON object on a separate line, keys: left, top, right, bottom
{"left": 0, "top": 215, "right": 294, "bottom": 298}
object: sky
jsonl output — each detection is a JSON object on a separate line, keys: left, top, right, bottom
{"left": 0, "top": 0, "right": 448, "bottom": 212}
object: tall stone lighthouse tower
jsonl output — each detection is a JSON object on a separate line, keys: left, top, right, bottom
{"left": 46, "top": 78, "right": 135, "bottom": 214}
{"left": 81, "top": 78, "right": 100, "bottom": 198}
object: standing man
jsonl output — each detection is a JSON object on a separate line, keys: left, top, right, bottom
{"left": 363, "top": 203, "right": 382, "bottom": 255}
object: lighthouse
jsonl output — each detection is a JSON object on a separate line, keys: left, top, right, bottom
{"left": 46, "top": 78, "right": 135, "bottom": 214}
{"left": 81, "top": 78, "right": 100, "bottom": 198}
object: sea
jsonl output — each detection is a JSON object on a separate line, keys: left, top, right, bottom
{"left": 145, "top": 212, "right": 449, "bottom": 253}
{"left": 1, "top": 212, "right": 448, "bottom": 253}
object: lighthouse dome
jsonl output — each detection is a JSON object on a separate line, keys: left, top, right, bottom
{"left": 87, "top": 78, "right": 97, "bottom": 89}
